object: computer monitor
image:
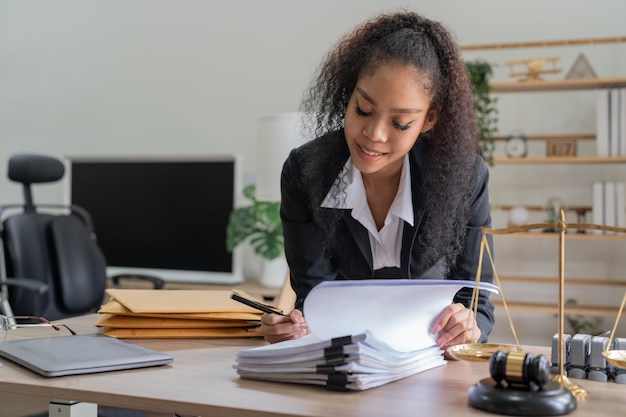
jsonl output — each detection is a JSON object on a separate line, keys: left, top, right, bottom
{"left": 64, "top": 156, "right": 243, "bottom": 285}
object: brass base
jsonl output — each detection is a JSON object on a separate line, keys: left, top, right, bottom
{"left": 468, "top": 378, "right": 576, "bottom": 416}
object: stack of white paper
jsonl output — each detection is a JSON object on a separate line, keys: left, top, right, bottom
{"left": 235, "top": 331, "right": 445, "bottom": 390}
{"left": 234, "top": 279, "right": 498, "bottom": 390}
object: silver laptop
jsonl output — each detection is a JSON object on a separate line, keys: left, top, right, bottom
{"left": 0, "top": 333, "right": 173, "bottom": 377}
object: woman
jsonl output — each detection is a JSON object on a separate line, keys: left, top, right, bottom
{"left": 260, "top": 11, "right": 495, "bottom": 350}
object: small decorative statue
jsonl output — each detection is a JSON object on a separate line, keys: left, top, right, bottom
{"left": 543, "top": 197, "right": 564, "bottom": 233}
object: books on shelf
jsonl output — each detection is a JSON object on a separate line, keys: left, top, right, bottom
{"left": 605, "top": 181, "right": 617, "bottom": 230}
{"left": 233, "top": 279, "right": 499, "bottom": 391}
{"left": 597, "top": 89, "right": 610, "bottom": 156}
{"left": 617, "top": 182, "right": 626, "bottom": 231}
{"left": 622, "top": 89, "right": 626, "bottom": 157}
{"left": 591, "top": 181, "right": 626, "bottom": 233}
{"left": 596, "top": 88, "right": 626, "bottom": 157}
{"left": 592, "top": 181, "right": 605, "bottom": 234}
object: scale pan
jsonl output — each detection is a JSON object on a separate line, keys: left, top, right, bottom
{"left": 446, "top": 343, "right": 523, "bottom": 362}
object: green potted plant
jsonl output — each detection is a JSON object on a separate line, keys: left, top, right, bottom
{"left": 226, "top": 184, "right": 283, "bottom": 259}
{"left": 226, "top": 184, "right": 286, "bottom": 287}
{"left": 466, "top": 59, "right": 498, "bottom": 165}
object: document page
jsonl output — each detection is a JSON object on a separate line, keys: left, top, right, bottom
{"left": 303, "top": 279, "right": 498, "bottom": 352}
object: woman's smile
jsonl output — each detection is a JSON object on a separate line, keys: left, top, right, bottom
{"left": 358, "top": 144, "right": 386, "bottom": 158}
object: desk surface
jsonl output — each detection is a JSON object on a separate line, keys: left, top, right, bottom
{"left": 0, "top": 314, "right": 624, "bottom": 417}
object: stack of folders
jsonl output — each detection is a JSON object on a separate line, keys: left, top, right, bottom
{"left": 97, "top": 289, "right": 268, "bottom": 338}
{"left": 234, "top": 279, "right": 499, "bottom": 391}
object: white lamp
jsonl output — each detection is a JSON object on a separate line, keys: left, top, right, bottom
{"left": 254, "top": 113, "right": 303, "bottom": 288}
{"left": 255, "top": 113, "right": 303, "bottom": 202}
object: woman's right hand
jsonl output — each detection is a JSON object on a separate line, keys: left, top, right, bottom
{"left": 259, "top": 309, "right": 310, "bottom": 344}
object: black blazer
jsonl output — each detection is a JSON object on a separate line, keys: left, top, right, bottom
{"left": 280, "top": 131, "right": 495, "bottom": 341}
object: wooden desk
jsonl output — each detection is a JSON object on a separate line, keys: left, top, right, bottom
{"left": 0, "top": 314, "right": 624, "bottom": 417}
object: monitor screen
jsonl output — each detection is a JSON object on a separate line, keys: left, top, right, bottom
{"left": 64, "top": 156, "right": 243, "bottom": 284}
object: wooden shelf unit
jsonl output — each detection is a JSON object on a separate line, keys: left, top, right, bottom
{"left": 483, "top": 45, "right": 626, "bottom": 319}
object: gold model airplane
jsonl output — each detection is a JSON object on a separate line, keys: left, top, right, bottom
{"left": 506, "top": 56, "right": 562, "bottom": 81}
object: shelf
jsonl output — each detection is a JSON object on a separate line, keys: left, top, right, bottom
{"left": 493, "top": 300, "right": 619, "bottom": 317}
{"left": 491, "top": 134, "right": 595, "bottom": 142}
{"left": 490, "top": 77, "right": 626, "bottom": 93}
{"left": 491, "top": 204, "right": 590, "bottom": 213}
{"left": 493, "top": 232, "right": 626, "bottom": 240}
{"left": 499, "top": 275, "right": 626, "bottom": 287}
{"left": 461, "top": 36, "right": 626, "bottom": 51}
{"left": 493, "top": 156, "right": 626, "bottom": 164}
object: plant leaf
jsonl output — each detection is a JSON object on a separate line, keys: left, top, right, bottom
{"left": 225, "top": 184, "right": 284, "bottom": 260}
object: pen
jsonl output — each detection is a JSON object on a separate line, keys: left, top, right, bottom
{"left": 230, "top": 292, "right": 287, "bottom": 316}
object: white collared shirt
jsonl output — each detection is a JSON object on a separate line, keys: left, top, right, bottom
{"left": 321, "top": 155, "right": 414, "bottom": 269}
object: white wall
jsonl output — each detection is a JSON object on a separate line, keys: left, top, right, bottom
{"left": 2, "top": 0, "right": 624, "bottom": 201}
{"left": 2, "top": 0, "right": 625, "bottom": 345}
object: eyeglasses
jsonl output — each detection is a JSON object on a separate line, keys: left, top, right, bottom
{"left": 0, "top": 315, "right": 77, "bottom": 342}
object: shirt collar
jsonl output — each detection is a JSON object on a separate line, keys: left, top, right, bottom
{"left": 320, "top": 154, "right": 414, "bottom": 227}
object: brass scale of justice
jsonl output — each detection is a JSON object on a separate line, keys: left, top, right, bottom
{"left": 445, "top": 209, "right": 626, "bottom": 406}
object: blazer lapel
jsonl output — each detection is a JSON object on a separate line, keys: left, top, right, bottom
{"left": 343, "top": 213, "right": 373, "bottom": 269}
{"left": 400, "top": 208, "right": 425, "bottom": 276}
{"left": 401, "top": 151, "right": 426, "bottom": 276}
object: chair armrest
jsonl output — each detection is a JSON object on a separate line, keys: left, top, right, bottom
{"left": 1, "top": 278, "right": 49, "bottom": 295}
{"left": 1, "top": 278, "right": 49, "bottom": 316}
{"left": 109, "top": 274, "right": 165, "bottom": 290}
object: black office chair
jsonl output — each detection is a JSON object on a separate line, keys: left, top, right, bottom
{"left": 0, "top": 153, "right": 164, "bottom": 321}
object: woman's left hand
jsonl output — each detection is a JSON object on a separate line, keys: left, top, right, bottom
{"left": 430, "top": 303, "right": 481, "bottom": 351}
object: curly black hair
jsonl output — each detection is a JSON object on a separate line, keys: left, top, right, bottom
{"left": 297, "top": 10, "right": 479, "bottom": 273}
